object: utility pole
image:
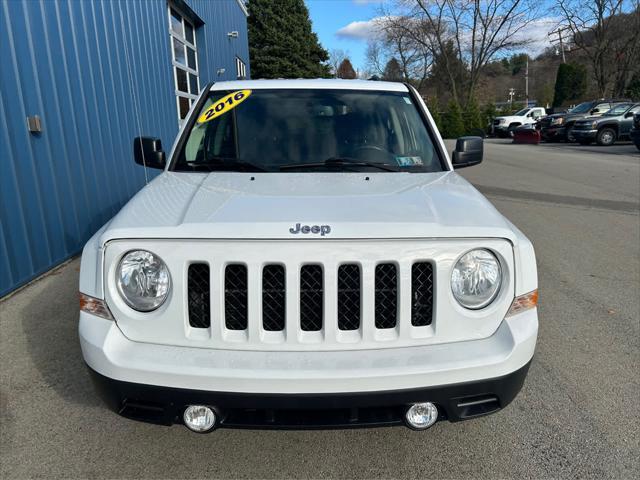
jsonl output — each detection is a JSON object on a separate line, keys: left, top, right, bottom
{"left": 525, "top": 56, "right": 529, "bottom": 107}
{"left": 548, "top": 28, "right": 567, "bottom": 63}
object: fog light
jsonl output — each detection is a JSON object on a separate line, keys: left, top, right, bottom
{"left": 405, "top": 402, "right": 438, "bottom": 430}
{"left": 183, "top": 405, "right": 217, "bottom": 433}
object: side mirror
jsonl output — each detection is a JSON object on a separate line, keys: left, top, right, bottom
{"left": 625, "top": 111, "right": 634, "bottom": 118}
{"left": 591, "top": 108, "right": 599, "bottom": 114}
{"left": 452, "top": 136, "right": 483, "bottom": 169}
{"left": 133, "top": 137, "right": 166, "bottom": 169}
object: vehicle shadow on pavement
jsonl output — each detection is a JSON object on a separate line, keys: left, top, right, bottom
{"left": 20, "top": 259, "right": 101, "bottom": 408}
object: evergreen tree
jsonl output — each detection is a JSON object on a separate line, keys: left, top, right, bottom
{"left": 464, "top": 97, "right": 483, "bottom": 134}
{"left": 483, "top": 103, "right": 497, "bottom": 133}
{"left": 552, "top": 63, "right": 587, "bottom": 107}
{"left": 625, "top": 71, "right": 640, "bottom": 100}
{"left": 382, "top": 58, "right": 403, "bottom": 82}
{"left": 426, "top": 96, "right": 443, "bottom": 133}
{"left": 336, "top": 59, "right": 357, "bottom": 79}
{"left": 442, "top": 99, "right": 465, "bottom": 139}
{"left": 248, "top": 0, "right": 331, "bottom": 79}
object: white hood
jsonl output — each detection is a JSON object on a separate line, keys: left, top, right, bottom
{"left": 100, "top": 171, "right": 516, "bottom": 242}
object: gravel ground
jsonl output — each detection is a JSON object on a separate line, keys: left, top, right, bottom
{"left": 1, "top": 138, "right": 638, "bottom": 479}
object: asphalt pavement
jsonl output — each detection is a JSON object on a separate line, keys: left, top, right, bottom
{"left": 1, "top": 138, "right": 639, "bottom": 479}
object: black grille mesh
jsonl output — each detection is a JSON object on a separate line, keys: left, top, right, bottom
{"left": 225, "top": 264, "right": 248, "bottom": 330}
{"left": 411, "top": 262, "right": 434, "bottom": 326}
{"left": 300, "top": 265, "right": 323, "bottom": 331}
{"left": 263, "top": 265, "right": 286, "bottom": 331}
{"left": 338, "top": 264, "right": 361, "bottom": 330}
{"left": 375, "top": 263, "right": 398, "bottom": 329}
{"left": 187, "top": 263, "right": 210, "bottom": 328}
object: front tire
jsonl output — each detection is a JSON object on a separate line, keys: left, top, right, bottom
{"left": 596, "top": 128, "right": 616, "bottom": 146}
{"left": 566, "top": 129, "right": 576, "bottom": 142}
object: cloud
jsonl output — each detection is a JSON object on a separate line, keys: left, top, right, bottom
{"left": 514, "top": 17, "right": 560, "bottom": 55}
{"left": 335, "top": 16, "right": 389, "bottom": 41}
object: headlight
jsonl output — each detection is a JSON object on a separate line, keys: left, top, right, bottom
{"left": 117, "top": 250, "right": 171, "bottom": 311}
{"left": 551, "top": 117, "right": 564, "bottom": 125}
{"left": 451, "top": 249, "right": 502, "bottom": 309}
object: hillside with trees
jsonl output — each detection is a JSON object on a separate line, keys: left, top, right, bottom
{"left": 364, "top": 0, "right": 639, "bottom": 136}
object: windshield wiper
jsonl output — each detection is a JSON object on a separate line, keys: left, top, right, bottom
{"left": 280, "top": 157, "right": 399, "bottom": 172}
{"left": 187, "top": 157, "right": 266, "bottom": 172}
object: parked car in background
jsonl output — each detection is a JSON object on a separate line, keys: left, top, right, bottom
{"left": 572, "top": 103, "right": 640, "bottom": 146}
{"left": 539, "top": 99, "right": 630, "bottom": 142}
{"left": 630, "top": 112, "right": 640, "bottom": 151}
{"left": 492, "top": 107, "right": 546, "bottom": 137}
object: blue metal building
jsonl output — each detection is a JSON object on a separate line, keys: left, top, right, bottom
{"left": 0, "top": 0, "right": 250, "bottom": 296}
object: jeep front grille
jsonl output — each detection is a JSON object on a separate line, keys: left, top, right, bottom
{"left": 262, "top": 265, "right": 286, "bottom": 331}
{"left": 225, "top": 264, "right": 248, "bottom": 330}
{"left": 337, "top": 264, "right": 361, "bottom": 331}
{"left": 187, "top": 263, "right": 210, "bottom": 328}
{"left": 375, "top": 263, "right": 398, "bottom": 329}
{"left": 300, "top": 265, "right": 324, "bottom": 331}
{"left": 187, "top": 260, "right": 434, "bottom": 343}
{"left": 411, "top": 262, "right": 434, "bottom": 326}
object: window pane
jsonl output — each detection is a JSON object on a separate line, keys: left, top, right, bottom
{"left": 176, "top": 68, "right": 188, "bottom": 93}
{"left": 179, "top": 96, "right": 190, "bottom": 119}
{"left": 173, "top": 37, "right": 186, "bottom": 65}
{"left": 187, "top": 47, "right": 197, "bottom": 70}
{"left": 189, "top": 73, "right": 198, "bottom": 94}
{"left": 185, "top": 22, "right": 194, "bottom": 44}
{"left": 170, "top": 9, "right": 183, "bottom": 36}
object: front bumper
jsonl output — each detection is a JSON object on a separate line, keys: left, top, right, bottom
{"left": 541, "top": 126, "right": 565, "bottom": 140}
{"left": 492, "top": 124, "right": 508, "bottom": 135}
{"left": 80, "top": 309, "right": 537, "bottom": 429}
{"left": 572, "top": 129, "right": 598, "bottom": 140}
{"left": 88, "top": 360, "right": 531, "bottom": 428}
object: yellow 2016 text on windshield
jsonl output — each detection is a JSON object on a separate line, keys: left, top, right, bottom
{"left": 198, "top": 90, "right": 252, "bottom": 123}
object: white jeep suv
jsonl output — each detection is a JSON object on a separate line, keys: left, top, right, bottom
{"left": 79, "top": 79, "right": 538, "bottom": 432}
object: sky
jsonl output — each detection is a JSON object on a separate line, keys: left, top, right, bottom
{"left": 305, "top": 0, "right": 559, "bottom": 74}
{"left": 305, "top": 0, "right": 386, "bottom": 74}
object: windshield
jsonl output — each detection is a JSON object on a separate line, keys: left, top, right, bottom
{"left": 568, "top": 102, "right": 594, "bottom": 114}
{"left": 513, "top": 108, "right": 529, "bottom": 116}
{"left": 173, "top": 89, "right": 444, "bottom": 173}
{"left": 603, "top": 103, "right": 632, "bottom": 116}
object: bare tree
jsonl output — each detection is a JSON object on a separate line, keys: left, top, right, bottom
{"left": 556, "top": 0, "right": 640, "bottom": 97}
{"left": 365, "top": 15, "right": 433, "bottom": 89}
{"left": 328, "top": 49, "right": 349, "bottom": 77}
{"left": 390, "top": 0, "right": 540, "bottom": 106}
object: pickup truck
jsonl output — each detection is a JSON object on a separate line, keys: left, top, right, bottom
{"left": 79, "top": 79, "right": 538, "bottom": 432}
{"left": 491, "top": 107, "right": 547, "bottom": 137}
{"left": 572, "top": 103, "right": 640, "bottom": 146}
{"left": 539, "top": 99, "right": 630, "bottom": 142}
